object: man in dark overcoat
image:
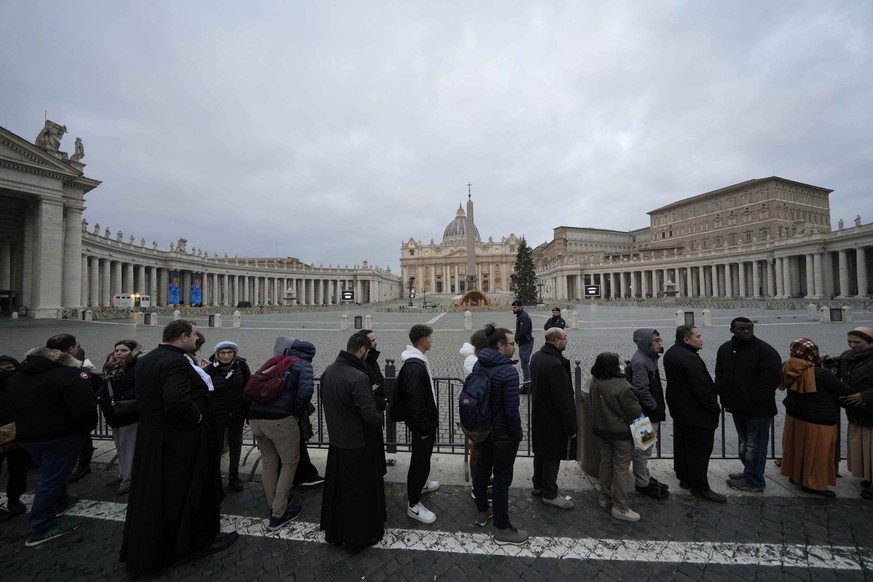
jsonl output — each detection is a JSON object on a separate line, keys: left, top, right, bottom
{"left": 120, "top": 320, "right": 237, "bottom": 576}
{"left": 529, "top": 327, "right": 578, "bottom": 509}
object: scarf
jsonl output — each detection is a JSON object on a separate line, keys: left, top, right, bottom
{"left": 780, "top": 357, "right": 816, "bottom": 394}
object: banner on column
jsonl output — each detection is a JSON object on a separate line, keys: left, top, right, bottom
{"left": 191, "top": 273, "right": 203, "bottom": 306}
{"left": 169, "top": 271, "right": 181, "bottom": 305}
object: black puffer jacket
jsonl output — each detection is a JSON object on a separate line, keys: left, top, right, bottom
{"left": 7, "top": 347, "right": 97, "bottom": 441}
{"left": 782, "top": 366, "right": 853, "bottom": 426}
{"left": 205, "top": 356, "right": 251, "bottom": 426}
{"left": 837, "top": 347, "right": 873, "bottom": 426}
{"left": 715, "top": 336, "right": 782, "bottom": 417}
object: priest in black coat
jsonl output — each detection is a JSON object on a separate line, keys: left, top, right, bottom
{"left": 120, "top": 320, "right": 237, "bottom": 576}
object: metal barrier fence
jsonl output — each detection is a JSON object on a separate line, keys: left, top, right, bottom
{"left": 91, "top": 359, "right": 809, "bottom": 463}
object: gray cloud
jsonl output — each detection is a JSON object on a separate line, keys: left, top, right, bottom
{"left": 2, "top": 1, "right": 871, "bottom": 271}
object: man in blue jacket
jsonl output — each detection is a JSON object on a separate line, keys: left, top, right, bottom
{"left": 473, "top": 325, "right": 528, "bottom": 546}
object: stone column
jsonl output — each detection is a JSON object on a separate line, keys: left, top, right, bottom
{"left": 0, "top": 240, "right": 10, "bottom": 289}
{"left": 813, "top": 253, "right": 824, "bottom": 298}
{"left": 710, "top": 265, "right": 719, "bottom": 298}
{"left": 29, "top": 198, "right": 65, "bottom": 317}
{"left": 858, "top": 247, "right": 868, "bottom": 297}
{"left": 101, "top": 259, "right": 111, "bottom": 307}
{"left": 738, "top": 261, "right": 746, "bottom": 298}
{"left": 124, "top": 263, "right": 134, "bottom": 293}
{"left": 253, "top": 276, "right": 260, "bottom": 306}
{"left": 775, "top": 257, "right": 784, "bottom": 297}
{"left": 838, "top": 250, "right": 850, "bottom": 297}
{"left": 724, "top": 263, "right": 733, "bottom": 298}
{"left": 61, "top": 203, "right": 83, "bottom": 309}
{"left": 137, "top": 265, "right": 146, "bottom": 294}
{"left": 112, "top": 261, "right": 122, "bottom": 296}
{"left": 80, "top": 255, "right": 88, "bottom": 306}
{"left": 752, "top": 261, "right": 760, "bottom": 298}
{"left": 89, "top": 256, "right": 100, "bottom": 307}
{"left": 766, "top": 259, "right": 775, "bottom": 298}
{"left": 698, "top": 266, "right": 706, "bottom": 298}
{"left": 804, "top": 254, "right": 815, "bottom": 298}
{"left": 150, "top": 267, "right": 158, "bottom": 302}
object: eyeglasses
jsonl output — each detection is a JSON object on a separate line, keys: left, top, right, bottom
{"left": 503, "top": 341, "right": 516, "bottom": 346}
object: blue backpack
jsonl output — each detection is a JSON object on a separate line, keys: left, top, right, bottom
{"left": 458, "top": 363, "right": 496, "bottom": 443}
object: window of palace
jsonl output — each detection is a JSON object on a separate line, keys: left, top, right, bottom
{"left": 745, "top": 232, "right": 753, "bottom": 243}
{"left": 715, "top": 236, "right": 723, "bottom": 247}
{"left": 728, "top": 234, "right": 737, "bottom": 245}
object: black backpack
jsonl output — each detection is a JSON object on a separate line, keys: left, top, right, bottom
{"left": 458, "top": 364, "right": 496, "bottom": 444}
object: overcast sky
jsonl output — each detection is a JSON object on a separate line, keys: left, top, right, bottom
{"left": 2, "top": 1, "right": 872, "bottom": 274}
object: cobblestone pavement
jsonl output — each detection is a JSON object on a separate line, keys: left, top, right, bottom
{"left": 2, "top": 304, "right": 873, "bottom": 580}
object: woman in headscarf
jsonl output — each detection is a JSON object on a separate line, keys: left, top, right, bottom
{"left": 205, "top": 340, "right": 251, "bottom": 492}
{"left": 834, "top": 326, "right": 873, "bottom": 500}
{"left": 779, "top": 338, "right": 852, "bottom": 498}
{"left": 97, "top": 339, "right": 144, "bottom": 495}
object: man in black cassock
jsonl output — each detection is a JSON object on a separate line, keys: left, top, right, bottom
{"left": 120, "top": 320, "right": 237, "bottom": 576}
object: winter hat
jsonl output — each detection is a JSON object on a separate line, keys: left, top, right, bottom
{"left": 213, "top": 341, "right": 240, "bottom": 354}
{"left": 0, "top": 355, "right": 20, "bottom": 369}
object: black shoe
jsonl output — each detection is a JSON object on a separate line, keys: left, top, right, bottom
{"left": 691, "top": 489, "right": 727, "bottom": 503}
{"left": 297, "top": 475, "right": 325, "bottom": 487}
{"left": 728, "top": 472, "right": 745, "bottom": 481}
{"left": 635, "top": 483, "right": 669, "bottom": 500}
{"left": 678, "top": 481, "right": 690, "bottom": 490}
{"left": 0, "top": 499, "right": 26, "bottom": 523}
{"left": 649, "top": 477, "right": 669, "bottom": 491}
{"left": 68, "top": 466, "right": 91, "bottom": 483}
{"left": 190, "top": 532, "right": 239, "bottom": 561}
{"left": 519, "top": 384, "right": 529, "bottom": 395}
{"left": 862, "top": 480, "right": 872, "bottom": 489}
{"left": 228, "top": 475, "right": 244, "bottom": 493}
{"left": 861, "top": 488, "right": 873, "bottom": 501}
{"left": 801, "top": 486, "right": 836, "bottom": 498}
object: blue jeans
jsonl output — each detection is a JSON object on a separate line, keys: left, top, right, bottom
{"left": 20, "top": 433, "right": 86, "bottom": 535}
{"left": 473, "top": 434, "right": 518, "bottom": 530}
{"left": 518, "top": 342, "right": 533, "bottom": 384}
{"left": 733, "top": 414, "right": 772, "bottom": 489}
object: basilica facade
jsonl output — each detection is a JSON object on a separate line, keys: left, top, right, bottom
{"left": 399, "top": 199, "right": 520, "bottom": 298}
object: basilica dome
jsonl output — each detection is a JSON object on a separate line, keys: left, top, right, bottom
{"left": 442, "top": 205, "right": 480, "bottom": 245}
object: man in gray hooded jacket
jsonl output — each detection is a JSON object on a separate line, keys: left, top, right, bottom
{"left": 628, "top": 328, "right": 669, "bottom": 500}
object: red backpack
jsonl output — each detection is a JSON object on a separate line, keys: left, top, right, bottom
{"left": 244, "top": 355, "right": 300, "bottom": 403}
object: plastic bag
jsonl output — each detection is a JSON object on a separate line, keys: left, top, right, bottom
{"left": 630, "top": 414, "right": 657, "bottom": 451}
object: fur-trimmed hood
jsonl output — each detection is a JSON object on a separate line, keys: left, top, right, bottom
{"left": 18, "top": 346, "right": 83, "bottom": 374}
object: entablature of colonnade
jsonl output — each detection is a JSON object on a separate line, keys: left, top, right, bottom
{"left": 81, "top": 229, "right": 400, "bottom": 282}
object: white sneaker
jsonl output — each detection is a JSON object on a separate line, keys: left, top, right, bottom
{"left": 407, "top": 502, "right": 436, "bottom": 524}
{"left": 421, "top": 480, "right": 440, "bottom": 494}
{"left": 611, "top": 506, "right": 640, "bottom": 522}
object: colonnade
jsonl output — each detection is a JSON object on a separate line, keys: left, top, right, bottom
{"left": 542, "top": 244, "right": 871, "bottom": 301}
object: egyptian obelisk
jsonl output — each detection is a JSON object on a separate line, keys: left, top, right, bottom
{"left": 465, "top": 188, "right": 477, "bottom": 291}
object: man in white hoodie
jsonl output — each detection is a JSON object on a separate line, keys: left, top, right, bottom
{"left": 396, "top": 324, "right": 440, "bottom": 523}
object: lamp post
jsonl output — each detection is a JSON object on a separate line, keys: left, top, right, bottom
{"left": 408, "top": 277, "right": 416, "bottom": 307}
{"left": 536, "top": 279, "right": 544, "bottom": 304}
{"left": 422, "top": 287, "right": 427, "bottom": 305}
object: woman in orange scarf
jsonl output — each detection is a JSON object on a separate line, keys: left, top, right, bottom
{"left": 779, "top": 338, "right": 853, "bottom": 497}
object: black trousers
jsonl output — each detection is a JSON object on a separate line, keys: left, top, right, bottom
{"left": 673, "top": 422, "right": 715, "bottom": 493}
{"left": 532, "top": 455, "right": 561, "bottom": 499}
{"left": 0, "top": 447, "right": 29, "bottom": 501}
{"left": 407, "top": 428, "right": 434, "bottom": 506}
{"left": 214, "top": 417, "right": 245, "bottom": 475}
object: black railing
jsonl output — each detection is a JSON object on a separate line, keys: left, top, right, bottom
{"left": 90, "top": 360, "right": 815, "bottom": 462}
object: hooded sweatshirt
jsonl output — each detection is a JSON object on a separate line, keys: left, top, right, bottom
{"left": 629, "top": 328, "right": 666, "bottom": 422}
{"left": 459, "top": 342, "right": 478, "bottom": 376}
{"left": 398, "top": 345, "right": 438, "bottom": 433}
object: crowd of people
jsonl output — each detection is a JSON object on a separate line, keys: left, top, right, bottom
{"left": 0, "top": 308, "right": 872, "bottom": 566}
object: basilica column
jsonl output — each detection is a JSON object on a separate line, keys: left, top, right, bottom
{"left": 685, "top": 267, "right": 693, "bottom": 298}
{"left": 724, "top": 264, "right": 733, "bottom": 298}
{"left": 698, "top": 266, "right": 706, "bottom": 298}
{"left": 738, "top": 261, "right": 746, "bottom": 298}
{"left": 112, "top": 261, "right": 122, "bottom": 296}
{"left": 710, "top": 265, "right": 719, "bottom": 298}
{"left": 124, "top": 263, "right": 134, "bottom": 294}
{"left": 137, "top": 265, "right": 147, "bottom": 295}
{"left": 61, "top": 202, "right": 83, "bottom": 310}
{"left": 775, "top": 257, "right": 784, "bottom": 297}
{"left": 766, "top": 259, "right": 775, "bottom": 298}
{"left": 838, "top": 250, "right": 850, "bottom": 297}
{"left": 858, "top": 247, "right": 868, "bottom": 297}
{"left": 29, "top": 198, "right": 65, "bottom": 317}
{"left": 150, "top": 268, "right": 158, "bottom": 303}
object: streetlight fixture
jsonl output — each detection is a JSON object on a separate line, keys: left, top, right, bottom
{"left": 408, "top": 276, "right": 416, "bottom": 307}
{"left": 536, "top": 279, "right": 544, "bottom": 304}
